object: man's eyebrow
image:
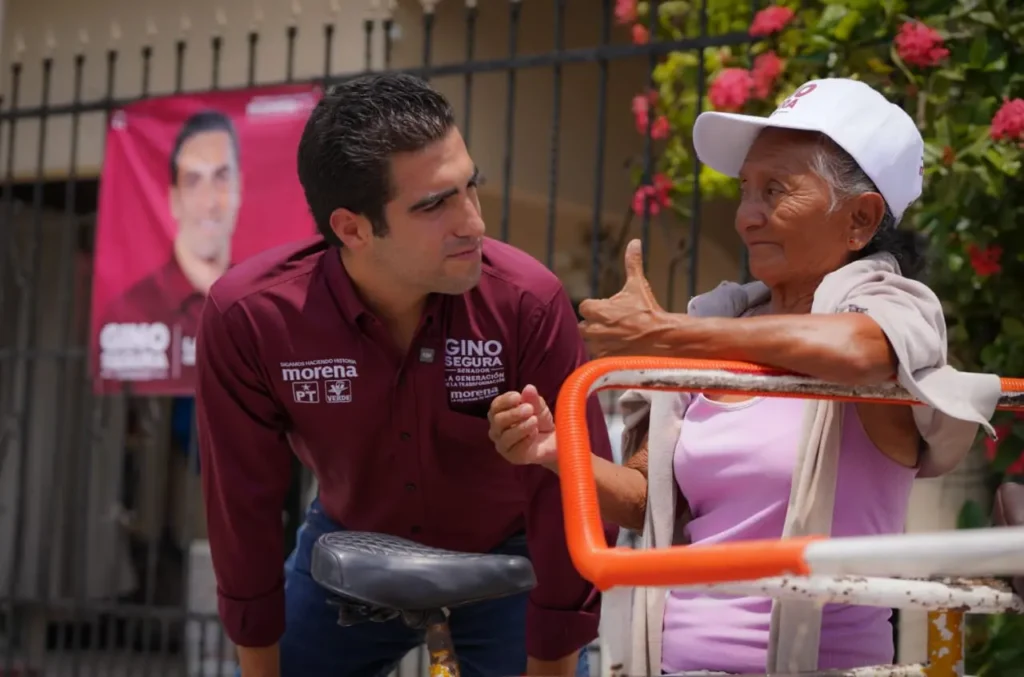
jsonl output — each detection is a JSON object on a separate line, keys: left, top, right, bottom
{"left": 408, "top": 166, "right": 481, "bottom": 212}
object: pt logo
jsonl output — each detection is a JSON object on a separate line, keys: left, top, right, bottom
{"left": 326, "top": 379, "right": 352, "bottom": 404}
{"left": 292, "top": 381, "right": 320, "bottom": 404}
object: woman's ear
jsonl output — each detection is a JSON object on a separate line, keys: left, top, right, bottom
{"left": 847, "top": 192, "right": 887, "bottom": 251}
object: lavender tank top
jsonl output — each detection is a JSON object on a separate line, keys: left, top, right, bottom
{"left": 661, "top": 395, "right": 917, "bottom": 674}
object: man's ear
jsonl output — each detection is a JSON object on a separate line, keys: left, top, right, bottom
{"left": 330, "top": 208, "right": 372, "bottom": 250}
{"left": 848, "top": 191, "right": 887, "bottom": 250}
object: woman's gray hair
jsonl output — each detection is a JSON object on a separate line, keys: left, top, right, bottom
{"left": 808, "top": 135, "right": 927, "bottom": 280}
{"left": 810, "top": 137, "right": 898, "bottom": 230}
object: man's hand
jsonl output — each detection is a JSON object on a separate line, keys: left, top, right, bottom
{"left": 236, "top": 644, "right": 280, "bottom": 677}
{"left": 578, "top": 239, "right": 668, "bottom": 358}
{"left": 487, "top": 385, "right": 557, "bottom": 468}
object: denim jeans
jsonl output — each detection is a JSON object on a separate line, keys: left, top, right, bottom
{"left": 266, "top": 499, "right": 591, "bottom": 677}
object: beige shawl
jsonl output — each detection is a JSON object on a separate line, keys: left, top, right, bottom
{"left": 602, "top": 253, "right": 1002, "bottom": 675}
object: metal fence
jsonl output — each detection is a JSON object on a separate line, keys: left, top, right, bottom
{"left": 0, "top": 0, "right": 756, "bottom": 675}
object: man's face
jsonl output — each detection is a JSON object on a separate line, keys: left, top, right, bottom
{"left": 169, "top": 130, "right": 241, "bottom": 262}
{"left": 367, "top": 128, "right": 486, "bottom": 296}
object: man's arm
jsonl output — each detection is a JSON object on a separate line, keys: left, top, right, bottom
{"left": 515, "top": 286, "right": 620, "bottom": 674}
{"left": 196, "top": 296, "right": 293, "bottom": 677}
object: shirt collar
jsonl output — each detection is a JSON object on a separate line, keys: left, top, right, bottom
{"left": 323, "top": 246, "right": 444, "bottom": 329}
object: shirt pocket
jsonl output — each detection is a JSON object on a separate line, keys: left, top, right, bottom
{"left": 432, "top": 408, "right": 524, "bottom": 508}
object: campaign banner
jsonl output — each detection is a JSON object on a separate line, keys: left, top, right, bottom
{"left": 90, "top": 84, "right": 321, "bottom": 395}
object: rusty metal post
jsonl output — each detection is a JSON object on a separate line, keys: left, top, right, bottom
{"left": 425, "top": 609, "right": 460, "bottom": 677}
{"left": 924, "top": 609, "right": 964, "bottom": 677}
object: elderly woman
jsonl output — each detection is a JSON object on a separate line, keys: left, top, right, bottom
{"left": 487, "top": 78, "right": 1001, "bottom": 674}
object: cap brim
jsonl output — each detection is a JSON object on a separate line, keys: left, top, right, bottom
{"left": 693, "top": 111, "right": 826, "bottom": 177}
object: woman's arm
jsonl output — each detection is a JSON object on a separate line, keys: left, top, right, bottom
{"left": 543, "top": 434, "right": 649, "bottom": 532}
{"left": 641, "top": 313, "right": 897, "bottom": 386}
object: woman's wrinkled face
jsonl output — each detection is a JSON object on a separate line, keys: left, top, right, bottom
{"left": 735, "top": 128, "right": 875, "bottom": 289}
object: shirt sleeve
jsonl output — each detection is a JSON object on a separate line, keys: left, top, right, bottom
{"left": 515, "top": 286, "right": 620, "bottom": 661}
{"left": 195, "top": 296, "right": 293, "bottom": 648}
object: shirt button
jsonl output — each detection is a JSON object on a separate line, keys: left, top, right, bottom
{"left": 405, "top": 483, "right": 416, "bottom": 492}
{"left": 400, "top": 432, "right": 411, "bottom": 441}
{"left": 410, "top": 525, "right": 422, "bottom": 535}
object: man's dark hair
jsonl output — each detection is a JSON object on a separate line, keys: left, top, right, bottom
{"left": 169, "top": 109, "right": 241, "bottom": 185}
{"left": 296, "top": 73, "right": 457, "bottom": 247}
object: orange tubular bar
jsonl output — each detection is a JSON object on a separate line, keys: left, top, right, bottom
{"left": 553, "top": 357, "right": 1024, "bottom": 591}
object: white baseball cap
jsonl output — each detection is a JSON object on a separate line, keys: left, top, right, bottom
{"left": 692, "top": 78, "right": 924, "bottom": 222}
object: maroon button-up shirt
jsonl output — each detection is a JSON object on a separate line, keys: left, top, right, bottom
{"left": 96, "top": 256, "right": 207, "bottom": 393}
{"left": 195, "top": 236, "right": 617, "bottom": 660}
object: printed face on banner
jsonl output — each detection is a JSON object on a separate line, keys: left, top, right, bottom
{"left": 90, "top": 86, "right": 320, "bottom": 395}
{"left": 170, "top": 129, "right": 242, "bottom": 263}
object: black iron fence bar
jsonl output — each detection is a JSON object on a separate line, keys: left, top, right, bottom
{"left": 462, "top": 3, "right": 477, "bottom": 149}
{"left": 687, "top": 0, "right": 711, "bottom": 301}
{"left": 422, "top": 7, "right": 435, "bottom": 77}
{"left": 363, "top": 19, "right": 374, "bottom": 72}
{"left": 0, "top": 62, "right": 15, "bottom": 327}
{"left": 543, "top": 0, "right": 567, "bottom": 270}
{"left": 175, "top": 40, "right": 186, "bottom": 94}
{"left": 383, "top": 16, "right": 395, "bottom": 70}
{"left": 247, "top": 31, "right": 259, "bottom": 87}
{"left": 33, "top": 51, "right": 85, "bottom": 677}
{"left": 639, "top": 1, "right": 661, "bottom": 272}
{"left": 4, "top": 55, "right": 52, "bottom": 677}
{"left": 213, "top": 35, "right": 224, "bottom": 89}
{"left": 498, "top": 1, "right": 522, "bottom": 243}
{"left": 89, "top": 50, "right": 123, "bottom": 677}
{"left": 589, "top": 0, "right": 613, "bottom": 298}
{"left": 0, "top": 31, "right": 755, "bottom": 122}
{"left": 287, "top": 26, "right": 298, "bottom": 82}
{"left": 325, "top": 23, "right": 336, "bottom": 78}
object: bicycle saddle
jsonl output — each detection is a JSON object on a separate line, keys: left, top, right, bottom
{"left": 311, "top": 531, "right": 537, "bottom": 611}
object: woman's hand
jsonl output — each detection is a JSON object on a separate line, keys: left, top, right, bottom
{"left": 578, "top": 239, "right": 670, "bottom": 358}
{"left": 487, "top": 385, "right": 558, "bottom": 468}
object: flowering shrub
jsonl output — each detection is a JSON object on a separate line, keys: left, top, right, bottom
{"left": 617, "top": 0, "right": 1024, "bottom": 670}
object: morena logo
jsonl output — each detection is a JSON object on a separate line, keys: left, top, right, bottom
{"left": 772, "top": 83, "right": 818, "bottom": 114}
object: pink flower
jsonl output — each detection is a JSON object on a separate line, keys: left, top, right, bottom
{"left": 614, "top": 0, "right": 637, "bottom": 25}
{"left": 631, "top": 24, "right": 649, "bottom": 45}
{"left": 632, "top": 173, "right": 673, "bottom": 217}
{"left": 631, "top": 90, "right": 661, "bottom": 135}
{"left": 749, "top": 6, "right": 795, "bottom": 37}
{"left": 751, "top": 51, "right": 784, "bottom": 99}
{"left": 709, "top": 68, "right": 754, "bottom": 112}
{"left": 649, "top": 115, "right": 670, "bottom": 139}
{"left": 991, "top": 98, "right": 1024, "bottom": 143}
{"left": 967, "top": 243, "right": 1003, "bottom": 277}
{"left": 895, "top": 21, "right": 949, "bottom": 68}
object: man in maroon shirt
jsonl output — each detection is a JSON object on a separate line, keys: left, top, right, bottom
{"left": 97, "top": 110, "right": 240, "bottom": 391}
{"left": 195, "top": 73, "right": 617, "bottom": 677}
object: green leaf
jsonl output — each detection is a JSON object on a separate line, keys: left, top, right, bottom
{"left": 984, "top": 54, "right": 1008, "bottom": 72}
{"left": 968, "top": 32, "right": 989, "bottom": 68}
{"left": 968, "top": 11, "right": 1001, "bottom": 29}
{"left": 1002, "top": 317, "right": 1024, "bottom": 339}
{"left": 816, "top": 4, "right": 848, "bottom": 32}
{"left": 833, "top": 9, "right": 863, "bottom": 41}
{"left": 957, "top": 499, "right": 990, "bottom": 529}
